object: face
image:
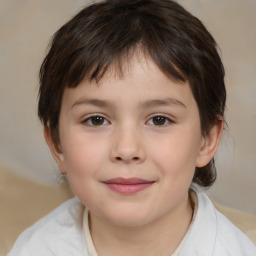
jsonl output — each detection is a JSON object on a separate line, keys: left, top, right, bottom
{"left": 46, "top": 56, "right": 220, "bottom": 227}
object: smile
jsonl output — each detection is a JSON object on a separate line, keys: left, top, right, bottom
{"left": 103, "top": 178, "right": 155, "bottom": 194}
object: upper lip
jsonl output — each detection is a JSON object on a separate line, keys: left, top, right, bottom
{"left": 103, "top": 177, "right": 154, "bottom": 185}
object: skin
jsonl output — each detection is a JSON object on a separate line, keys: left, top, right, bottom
{"left": 45, "top": 55, "right": 223, "bottom": 256}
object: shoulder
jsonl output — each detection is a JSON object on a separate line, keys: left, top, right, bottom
{"left": 180, "top": 191, "right": 256, "bottom": 256}
{"left": 7, "top": 197, "right": 88, "bottom": 256}
{"left": 213, "top": 207, "right": 256, "bottom": 255}
{"left": 198, "top": 192, "right": 256, "bottom": 256}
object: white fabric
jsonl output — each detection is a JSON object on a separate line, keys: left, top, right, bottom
{"left": 7, "top": 193, "right": 256, "bottom": 256}
{"left": 83, "top": 208, "right": 98, "bottom": 256}
{"left": 7, "top": 197, "right": 88, "bottom": 256}
{"left": 179, "top": 192, "right": 256, "bottom": 256}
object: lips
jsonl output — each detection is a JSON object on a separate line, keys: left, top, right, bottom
{"left": 103, "top": 178, "right": 155, "bottom": 194}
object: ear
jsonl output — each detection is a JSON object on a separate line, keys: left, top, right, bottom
{"left": 196, "top": 119, "right": 223, "bottom": 168}
{"left": 44, "top": 126, "right": 67, "bottom": 174}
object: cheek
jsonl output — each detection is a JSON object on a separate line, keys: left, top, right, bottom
{"left": 61, "top": 136, "right": 107, "bottom": 203}
{"left": 149, "top": 130, "right": 201, "bottom": 179}
{"left": 61, "top": 132, "right": 108, "bottom": 179}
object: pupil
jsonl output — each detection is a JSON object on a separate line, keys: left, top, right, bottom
{"left": 92, "top": 116, "right": 103, "bottom": 125}
{"left": 153, "top": 116, "right": 165, "bottom": 125}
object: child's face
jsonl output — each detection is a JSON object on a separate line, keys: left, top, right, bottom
{"left": 46, "top": 55, "right": 218, "bottom": 227}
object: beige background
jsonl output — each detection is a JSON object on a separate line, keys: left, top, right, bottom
{"left": 0, "top": 0, "right": 255, "bottom": 214}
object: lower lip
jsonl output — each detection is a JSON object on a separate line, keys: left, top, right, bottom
{"left": 104, "top": 183, "right": 154, "bottom": 194}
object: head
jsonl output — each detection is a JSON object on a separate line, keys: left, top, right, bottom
{"left": 38, "top": 0, "right": 226, "bottom": 189}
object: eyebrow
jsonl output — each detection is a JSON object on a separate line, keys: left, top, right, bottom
{"left": 140, "top": 98, "right": 186, "bottom": 109}
{"left": 72, "top": 98, "right": 114, "bottom": 109}
{"left": 71, "top": 97, "right": 186, "bottom": 109}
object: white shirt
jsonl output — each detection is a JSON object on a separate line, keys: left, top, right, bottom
{"left": 7, "top": 192, "right": 256, "bottom": 256}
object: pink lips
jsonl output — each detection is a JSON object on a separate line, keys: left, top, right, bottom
{"left": 103, "top": 178, "right": 154, "bottom": 194}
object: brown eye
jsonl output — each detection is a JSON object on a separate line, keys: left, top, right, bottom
{"left": 83, "top": 116, "right": 109, "bottom": 126}
{"left": 147, "top": 115, "right": 173, "bottom": 126}
{"left": 91, "top": 116, "right": 104, "bottom": 125}
{"left": 152, "top": 116, "right": 167, "bottom": 125}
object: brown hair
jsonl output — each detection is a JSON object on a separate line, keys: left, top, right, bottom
{"left": 38, "top": 0, "right": 226, "bottom": 187}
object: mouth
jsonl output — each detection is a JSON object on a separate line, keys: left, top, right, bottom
{"left": 103, "top": 177, "right": 155, "bottom": 194}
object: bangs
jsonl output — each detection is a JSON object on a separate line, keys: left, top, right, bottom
{"left": 61, "top": 14, "right": 188, "bottom": 88}
{"left": 65, "top": 42, "right": 186, "bottom": 87}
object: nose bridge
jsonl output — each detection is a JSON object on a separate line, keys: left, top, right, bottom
{"left": 111, "top": 121, "right": 145, "bottom": 163}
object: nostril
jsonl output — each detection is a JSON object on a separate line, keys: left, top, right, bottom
{"left": 115, "top": 156, "right": 140, "bottom": 161}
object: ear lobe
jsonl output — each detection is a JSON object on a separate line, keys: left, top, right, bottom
{"left": 196, "top": 120, "right": 223, "bottom": 168}
{"left": 44, "top": 126, "right": 66, "bottom": 174}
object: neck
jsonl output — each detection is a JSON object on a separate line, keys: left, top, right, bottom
{"left": 89, "top": 192, "right": 193, "bottom": 256}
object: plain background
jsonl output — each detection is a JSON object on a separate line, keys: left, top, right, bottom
{"left": 0, "top": 0, "right": 255, "bottom": 214}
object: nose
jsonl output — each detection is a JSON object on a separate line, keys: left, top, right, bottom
{"left": 110, "top": 125, "right": 146, "bottom": 164}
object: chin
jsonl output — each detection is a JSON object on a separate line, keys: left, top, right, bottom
{"left": 103, "top": 206, "right": 154, "bottom": 227}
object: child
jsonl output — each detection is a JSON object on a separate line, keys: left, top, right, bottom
{"left": 8, "top": 0, "right": 256, "bottom": 255}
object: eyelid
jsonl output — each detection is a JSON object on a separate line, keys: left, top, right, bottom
{"left": 146, "top": 114, "right": 175, "bottom": 126}
{"left": 81, "top": 113, "right": 111, "bottom": 126}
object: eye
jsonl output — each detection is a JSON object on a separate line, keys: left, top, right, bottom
{"left": 82, "top": 115, "right": 110, "bottom": 126}
{"left": 147, "top": 115, "right": 173, "bottom": 126}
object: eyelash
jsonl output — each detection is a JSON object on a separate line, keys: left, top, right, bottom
{"left": 82, "top": 114, "right": 110, "bottom": 126}
{"left": 81, "top": 114, "right": 174, "bottom": 127}
{"left": 147, "top": 115, "right": 174, "bottom": 126}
